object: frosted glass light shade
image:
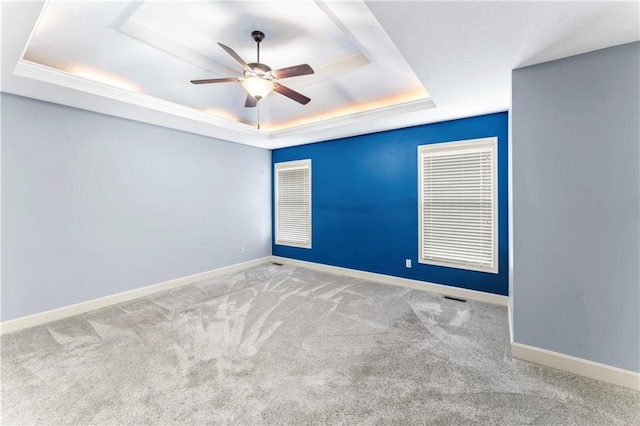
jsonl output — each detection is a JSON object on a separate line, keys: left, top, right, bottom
{"left": 242, "top": 76, "right": 275, "bottom": 99}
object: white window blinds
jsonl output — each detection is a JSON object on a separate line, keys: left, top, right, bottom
{"left": 275, "top": 160, "right": 311, "bottom": 248}
{"left": 418, "top": 137, "right": 498, "bottom": 273}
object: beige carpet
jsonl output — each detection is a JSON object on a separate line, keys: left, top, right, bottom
{"left": 2, "top": 263, "right": 638, "bottom": 424}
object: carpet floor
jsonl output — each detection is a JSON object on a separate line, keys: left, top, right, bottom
{"left": 1, "top": 263, "right": 638, "bottom": 425}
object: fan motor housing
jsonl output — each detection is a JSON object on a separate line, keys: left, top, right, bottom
{"left": 247, "top": 63, "right": 272, "bottom": 74}
{"left": 245, "top": 63, "right": 274, "bottom": 82}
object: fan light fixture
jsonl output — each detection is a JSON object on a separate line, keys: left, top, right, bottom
{"left": 242, "top": 76, "right": 274, "bottom": 99}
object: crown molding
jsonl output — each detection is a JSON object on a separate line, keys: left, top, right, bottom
{"left": 13, "top": 60, "right": 261, "bottom": 137}
{"left": 12, "top": 59, "right": 436, "bottom": 149}
{"left": 269, "top": 97, "right": 436, "bottom": 140}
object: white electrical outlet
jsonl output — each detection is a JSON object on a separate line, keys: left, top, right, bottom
{"left": 240, "top": 247, "right": 246, "bottom": 254}
{"left": 405, "top": 259, "right": 411, "bottom": 268}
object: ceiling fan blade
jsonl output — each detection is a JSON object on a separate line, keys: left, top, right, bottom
{"left": 274, "top": 83, "right": 311, "bottom": 105}
{"left": 190, "top": 77, "right": 240, "bottom": 85}
{"left": 245, "top": 94, "right": 258, "bottom": 108}
{"left": 218, "top": 42, "right": 252, "bottom": 72}
{"left": 271, "top": 64, "right": 314, "bottom": 80}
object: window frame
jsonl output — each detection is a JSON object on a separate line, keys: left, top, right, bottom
{"left": 274, "top": 159, "right": 312, "bottom": 249}
{"left": 418, "top": 137, "right": 498, "bottom": 273}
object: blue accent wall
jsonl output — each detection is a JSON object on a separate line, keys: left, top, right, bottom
{"left": 272, "top": 112, "right": 509, "bottom": 296}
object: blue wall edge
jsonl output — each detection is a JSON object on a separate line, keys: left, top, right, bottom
{"left": 272, "top": 112, "right": 509, "bottom": 296}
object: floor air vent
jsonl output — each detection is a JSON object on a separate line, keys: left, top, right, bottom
{"left": 443, "top": 295, "right": 467, "bottom": 303}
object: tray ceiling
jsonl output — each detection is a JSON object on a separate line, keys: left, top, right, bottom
{"left": 2, "top": 1, "right": 638, "bottom": 149}
{"left": 14, "top": 1, "right": 432, "bottom": 146}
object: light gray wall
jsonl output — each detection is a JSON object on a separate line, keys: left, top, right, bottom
{"left": 512, "top": 42, "right": 639, "bottom": 372}
{"left": 1, "top": 93, "right": 271, "bottom": 322}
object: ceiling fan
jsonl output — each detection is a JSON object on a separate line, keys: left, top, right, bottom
{"left": 191, "top": 31, "right": 314, "bottom": 108}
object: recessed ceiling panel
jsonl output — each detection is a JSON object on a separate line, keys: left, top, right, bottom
{"left": 21, "top": 0, "right": 431, "bottom": 132}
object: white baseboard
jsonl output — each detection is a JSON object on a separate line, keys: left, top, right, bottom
{"left": 511, "top": 342, "right": 640, "bottom": 391}
{"left": 0, "top": 256, "right": 271, "bottom": 335}
{"left": 270, "top": 256, "right": 508, "bottom": 306}
{"left": 6, "top": 255, "right": 635, "bottom": 391}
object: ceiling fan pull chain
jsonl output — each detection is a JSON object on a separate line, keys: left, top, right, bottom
{"left": 257, "top": 103, "right": 260, "bottom": 130}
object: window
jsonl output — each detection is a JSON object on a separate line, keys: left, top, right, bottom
{"left": 418, "top": 137, "right": 498, "bottom": 273}
{"left": 275, "top": 159, "right": 311, "bottom": 248}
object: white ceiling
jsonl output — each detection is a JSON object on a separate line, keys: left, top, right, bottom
{"left": 2, "top": 1, "right": 638, "bottom": 149}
